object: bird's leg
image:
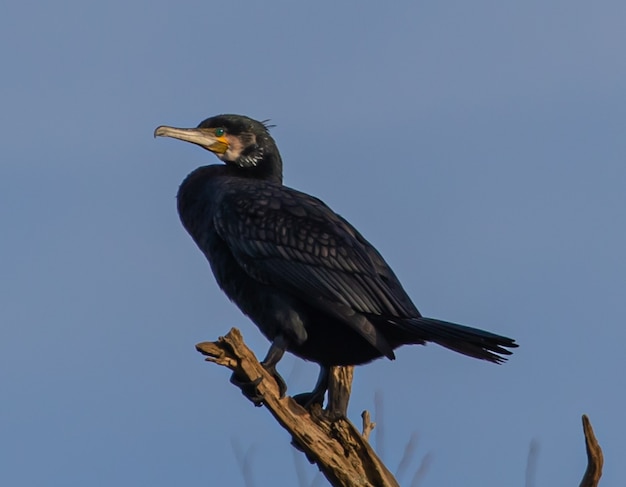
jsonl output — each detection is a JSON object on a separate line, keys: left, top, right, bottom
{"left": 260, "top": 336, "right": 288, "bottom": 398}
{"left": 292, "top": 365, "right": 330, "bottom": 408}
{"left": 230, "top": 336, "right": 289, "bottom": 405}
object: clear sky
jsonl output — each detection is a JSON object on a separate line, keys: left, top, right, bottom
{"left": 2, "top": 1, "right": 625, "bottom": 485}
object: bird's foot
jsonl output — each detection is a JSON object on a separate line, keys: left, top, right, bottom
{"left": 260, "top": 361, "right": 288, "bottom": 398}
{"left": 292, "top": 365, "right": 329, "bottom": 409}
{"left": 229, "top": 362, "right": 288, "bottom": 406}
{"left": 230, "top": 372, "right": 264, "bottom": 406}
{"left": 292, "top": 389, "right": 325, "bottom": 409}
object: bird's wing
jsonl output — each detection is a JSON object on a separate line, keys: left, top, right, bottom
{"left": 213, "top": 182, "right": 419, "bottom": 356}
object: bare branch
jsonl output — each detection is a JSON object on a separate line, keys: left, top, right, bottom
{"left": 196, "top": 328, "right": 400, "bottom": 487}
{"left": 327, "top": 366, "right": 354, "bottom": 418}
{"left": 580, "top": 415, "right": 603, "bottom": 487}
{"left": 360, "top": 410, "right": 376, "bottom": 441}
{"left": 197, "top": 329, "right": 604, "bottom": 487}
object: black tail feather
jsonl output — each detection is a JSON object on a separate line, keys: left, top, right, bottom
{"left": 399, "top": 317, "right": 518, "bottom": 364}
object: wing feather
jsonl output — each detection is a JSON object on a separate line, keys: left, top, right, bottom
{"left": 214, "top": 182, "right": 419, "bottom": 328}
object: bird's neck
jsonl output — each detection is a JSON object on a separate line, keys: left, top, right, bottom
{"left": 244, "top": 146, "right": 283, "bottom": 184}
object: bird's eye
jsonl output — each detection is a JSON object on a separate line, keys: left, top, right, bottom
{"left": 215, "top": 128, "right": 225, "bottom": 137}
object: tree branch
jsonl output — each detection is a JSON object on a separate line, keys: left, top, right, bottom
{"left": 195, "top": 329, "right": 605, "bottom": 487}
{"left": 579, "top": 414, "right": 603, "bottom": 487}
{"left": 196, "top": 328, "right": 399, "bottom": 487}
{"left": 327, "top": 365, "right": 354, "bottom": 419}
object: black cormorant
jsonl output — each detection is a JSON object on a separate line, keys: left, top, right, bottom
{"left": 154, "top": 114, "right": 517, "bottom": 406}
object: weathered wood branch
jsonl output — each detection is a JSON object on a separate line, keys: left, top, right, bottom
{"left": 196, "top": 329, "right": 605, "bottom": 487}
{"left": 360, "top": 411, "right": 376, "bottom": 442}
{"left": 327, "top": 365, "right": 354, "bottom": 419}
{"left": 196, "top": 328, "right": 399, "bottom": 487}
{"left": 579, "top": 414, "right": 603, "bottom": 487}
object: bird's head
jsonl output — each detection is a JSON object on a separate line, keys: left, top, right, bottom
{"left": 154, "top": 114, "right": 282, "bottom": 181}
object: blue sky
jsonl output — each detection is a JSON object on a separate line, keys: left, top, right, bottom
{"left": 2, "top": 1, "right": 625, "bottom": 485}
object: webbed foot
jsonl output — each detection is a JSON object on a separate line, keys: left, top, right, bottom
{"left": 291, "top": 366, "right": 329, "bottom": 409}
{"left": 260, "top": 336, "right": 289, "bottom": 398}
{"left": 260, "top": 361, "right": 288, "bottom": 398}
{"left": 292, "top": 390, "right": 325, "bottom": 408}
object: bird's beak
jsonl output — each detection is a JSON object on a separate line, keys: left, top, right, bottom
{"left": 153, "top": 125, "right": 229, "bottom": 154}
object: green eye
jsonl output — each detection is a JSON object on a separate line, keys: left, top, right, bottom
{"left": 215, "top": 128, "right": 225, "bottom": 137}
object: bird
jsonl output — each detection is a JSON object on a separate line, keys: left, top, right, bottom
{"left": 154, "top": 114, "right": 518, "bottom": 407}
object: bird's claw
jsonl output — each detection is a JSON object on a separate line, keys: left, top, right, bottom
{"left": 230, "top": 372, "right": 264, "bottom": 406}
{"left": 261, "top": 362, "right": 288, "bottom": 398}
{"left": 292, "top": 390, "right": 325, "bottom": 409}
{"left": 229, "top": 363, "right": 288, "bottom": 406}
{"left": 292, "top": 366, "right": 329, "bottom": 409}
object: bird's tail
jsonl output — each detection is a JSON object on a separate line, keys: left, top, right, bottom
{"left": 397, "top": 317, "right": 518, "bottom": 363}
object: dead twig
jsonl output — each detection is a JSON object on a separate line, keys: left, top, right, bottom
{"left": 580, "top": 415, "right": 603, "bottom": 487}
{"left": 361, "top": 410, "right": 376, "bottom": 441}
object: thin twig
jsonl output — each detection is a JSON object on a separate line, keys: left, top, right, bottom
{"left": 361, "top": 410, "right": 376, "bottom": 441}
